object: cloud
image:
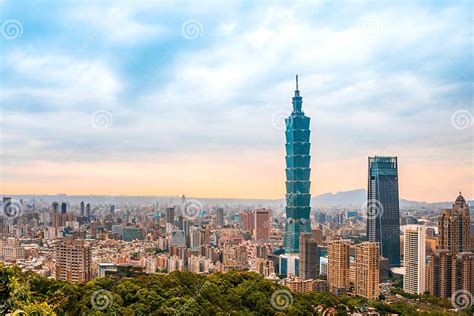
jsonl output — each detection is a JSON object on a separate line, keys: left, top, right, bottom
{"left": 0, "top": 1, "right": 472, "bottom": 201}
{"left": 67, "top": 4, "right": 164, "bottom": 44}
{"left": 1, "top": 51, "right": 122, "bottom": 111}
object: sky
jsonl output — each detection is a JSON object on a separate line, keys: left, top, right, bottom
{"left": 0, "top": 0, "right": 472, "bottom": 202}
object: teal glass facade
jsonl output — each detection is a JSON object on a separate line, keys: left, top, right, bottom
{"left": 284, "top": 76, "right": 312, "bottom": 253}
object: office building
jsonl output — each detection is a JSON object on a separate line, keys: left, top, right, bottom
{"left": 243, "top": 211, "right": 254, "bottom": 232}
{"left": 367, "top": 156, "right": 401, "bottom": 267}
{"left": 279, "top": 254, "right": 299, "bottom": 277}
{"left": 52, "top": 201, "right": 59, "bottom": 213}
{"left": 216, "top": 208, "right": 224, "bottom": 227}
{"left": 86, "top": 203, "right": 91, "bottom": 218}
{"left": 80, "top": 201, "right": 85, "bottom": 217}
{"left": 166, "top": 207, "right": 175, "bottom": 224}
{"left": 189, "top": 225, "right": 202, "bottom": 251}
{"left": 61, "top": 202, "right": 67, "bottom": 214}
{"left": 254, "top": 208, "right": 271, "bottom": 241}
{"left": 299, "top": 232, "right": 319, "bottom": 280}
{"left": 284, "top": 76, "right": 312, "bottom": 253}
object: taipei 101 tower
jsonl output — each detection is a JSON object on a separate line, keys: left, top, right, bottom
{"left": 283, "top": 75, "right": 312, "bottom": 253}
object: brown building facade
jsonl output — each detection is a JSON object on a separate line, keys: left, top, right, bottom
{"left": 55, "top": 237, "right": 92, "bottom": 283}
{"left": 428, "top": 193, "right": 473, "bottom": 299}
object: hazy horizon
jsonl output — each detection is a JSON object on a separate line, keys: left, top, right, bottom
{"left": 2, "top": 188, "right": 471, "bottom": 206}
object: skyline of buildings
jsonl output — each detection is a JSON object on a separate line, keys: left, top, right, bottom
{"left": 0, "top": 1, "right": 472, "bottom": 314}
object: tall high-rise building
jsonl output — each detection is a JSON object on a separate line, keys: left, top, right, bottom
{"left": 284, "top": 76, "right": 312, "bottom": 253}
{"left": 367, "top": 156, "right": 401, "bottom": 267}
{"left": 189, "top": 225, "right": 202, "bottom": 251}
{"left": 452, "top": 252, "right": 474, "bottom": 295}
{"left": 80, "top": 201, "right": 85, "bottom": 217}
{"left": 254, "top": 208, "right": 271, "bottom": 241}
{"left": 403, "top": 225, "right": 426, "bottom": 294}
{"left": 327, "top": 240, "right": 351, "bottom": 296}
{"left": 216, "top": 208, "right": 224, "bottom": 227}
{"left": 2, "top": 197, "right": 14, "bottom": 218}
{"left": 166, "top": 207, "right": 175, "bottom": 224}
{"left": 355, "top": 242, "right": 380, "bottom": 299}
{"left": 52, "top": 201, "right": 59, "bottom": 213}
{"left": 85, "top": 203, "right": 91, "bottom": 218}
{"left": 428, "top": 193, "right": 473, "bottom": 299}
{"left": 61, "top": 202, "right": 67, "bottom": 214}
{"left": 110, "top": 205, "right": 115, "bottom": 215}
{"left": 243, "top": 211, "right": 255, "bottom": 232}
{"left": 428, "top": 250, "right": 452, "bottom": 298}
{"left": 437, "top": 193, "right": 471, "bottom": 254}
{"left": 55, "top": 237, "right": 92, "bottom": 283}
{"left": 299, "top": 232, "right": 319, "bottom": 280}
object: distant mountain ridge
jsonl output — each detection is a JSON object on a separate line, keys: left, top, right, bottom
{"left": 3, "top": 189, "right": 470, "bottom": 209}
{"left": 312, "top": 189, "right": 470, "bottom": 209}
{"left": 312, "top": 189, "right": 367, "bottom": 206}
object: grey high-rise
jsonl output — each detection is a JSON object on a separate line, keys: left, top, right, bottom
{"left": 299, "top": 232, "right": 319, "bottom": 279}
{"left": 52, "top": 202, "right": 59, "bottom": 213}
{"left": 166, "top": 207, "right": 175, "bottom": 224}
{"left": 216, "top": 208, "right": 224, "bottom": 227}
{"left": 367, "top": 156, "right": 400, "bottom": 267}
{"left": 61, "top": 202, "right": 67, "bottom": 214}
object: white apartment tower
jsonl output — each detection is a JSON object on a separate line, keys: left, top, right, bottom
{"left": 403, "top": 225, "right": 426, "bottom": 294}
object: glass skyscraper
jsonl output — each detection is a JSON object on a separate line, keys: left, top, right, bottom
{"left": 367, "top": 156, "right": 401, "bottom": 267}
{"left": 283, "top": 76, "right": 312, "bottom": 253}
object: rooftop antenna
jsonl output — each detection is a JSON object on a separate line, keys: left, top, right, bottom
{"left": 296, "top": 75, "right": 299, "bottom": 91}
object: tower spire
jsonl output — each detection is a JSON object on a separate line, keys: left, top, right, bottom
{"left": 292, "top": 75, "right": 302, "bottom": 113}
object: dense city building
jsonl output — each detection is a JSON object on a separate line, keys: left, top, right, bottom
{"left": 437, "top": 193, "right": 471, "bottom": 253}
{"left": 166, "top": 207, "right": 176, "bottom": 224}
{"left": 60, "top": 202, "right": 67, "bottom": 214}
{"left": 403, "top": 225, "right": 426, "bottom": 294}
{"left": 327, "top": 239, "right": 351, "bottom": 296}
{"left": 55, "top": 237, "right": 92, "bottom": 283}
{"left": 216, "top": 208, "right": 224, "bottom": 227}
{"left": 354, "top": 241, "right": 380, "bottom": 299}
{"left": 428, "top": 193, "right": 473, "bottom": 299}
{"left": 299, "top": 232, "right": 319, "bottom": 280}
{"left": 254, "top": 208, "right": 271, "bottom": 241}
